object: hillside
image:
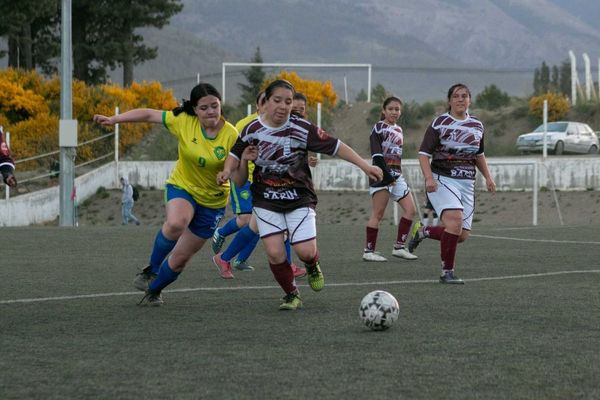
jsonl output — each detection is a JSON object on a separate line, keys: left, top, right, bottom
{"left": 120, "top": 0, "right": 600, "bottom": 102}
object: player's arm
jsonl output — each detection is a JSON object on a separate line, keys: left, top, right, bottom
{"left": 93, "top": 108, "right": 163, "bottom": 126}
{"left": 476, "top": 155, "right": 496, "bottom": 194}
{"left": 336, "top": 142, "right": 383, "bottom": 182}
{"left": 418, "top": 153, "right": 436, "bottom": 193}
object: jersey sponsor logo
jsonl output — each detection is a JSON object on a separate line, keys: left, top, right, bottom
{"left": 214, "top": 146, "right": 226, "bottom": 160}
{"left": 263, "top": 188, "right": 299, "bottom": 200}
{"left": 450, "top": 168, "right": 475, "bottom": 179}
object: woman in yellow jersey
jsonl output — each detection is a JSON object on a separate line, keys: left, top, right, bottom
{"left": 93, "top": 83, "right": 238, "bottom": 306}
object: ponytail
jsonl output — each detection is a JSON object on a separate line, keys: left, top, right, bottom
{"left": 172, "top": 99, "right": 196, "bottom": 116}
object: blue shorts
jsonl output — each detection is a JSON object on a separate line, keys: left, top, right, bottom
{"left": 229, "top": 180, "right": 253, "bottom": 215}
{"left": 165, "top": 184, "right": 225, "bottom": 239}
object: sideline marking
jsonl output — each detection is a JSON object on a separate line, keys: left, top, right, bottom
{"left": 1, "top": 270, "right": 599, "bottom": 305}
{"left": 471, "top": 234, "right": 600, "bottom": 245}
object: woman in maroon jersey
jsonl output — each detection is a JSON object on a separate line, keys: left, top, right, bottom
{"left": 363, "top": 96, "right": 419, "bottom": 263}
{"left": 408, "top": 83, "right": 496, "bottom": 284}
{"left": 218, "top": 79, "right": 383, "bottom": 310}
{"left": 0, "top": 126, "right": 17, "bottom": 188}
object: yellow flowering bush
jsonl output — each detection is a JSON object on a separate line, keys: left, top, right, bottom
{"left": 0, "top": 68, "right": 177, "bottom": 170}
{"left": 528, "top": 92, "right": 570, "bottom": 122}
{"left": 266, "top": 71, "right": 338, "bottom": 109}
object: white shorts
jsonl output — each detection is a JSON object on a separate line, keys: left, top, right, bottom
{"left": 369, "top": 175, "right": 410, "bottom": 201}
{"left": 427, "top": 174, "right": 475, "bottom": 230}
{"left": 253, "top": 207, "right": 317, "bottom": 244}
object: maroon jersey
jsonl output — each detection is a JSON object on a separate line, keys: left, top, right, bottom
{"left": 0, "top": 127, "right": 15, "bottom": 173}
{"left": 230, "top": 114, "right": 340, "bottom": 212}
{"left": 418, "top": 113, "right": 484, "bottom": 180}
{"left": 369, "top": 121, "right": 404, "bottom": 178}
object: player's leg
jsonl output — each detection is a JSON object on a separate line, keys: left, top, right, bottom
{"left": 254, "top": 207, "right": 301, "bottom": 310}
{"left": 212, "top": 181, "right": 251, "bottom": 253}
{"left": 438, "top": 209, "right": 463, "bottom": 284}
{"left": 363, "top": 188, "right": 389, "bottom": 262}
{"left": 286, "top": 207, "right": 323, "bottom": 292}
{"left": 133, "top": 185, "right": 194, "bottom": 291}
{"left": 391, "top": 178, "right": 418, "bottom": 260}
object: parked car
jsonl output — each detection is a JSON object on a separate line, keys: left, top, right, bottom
{"left": 515, "top": 121, "right": 599, "bottom": 155}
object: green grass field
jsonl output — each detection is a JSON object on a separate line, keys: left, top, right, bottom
{"left": 1, "top": 224, "right": 599, "bottom": 399}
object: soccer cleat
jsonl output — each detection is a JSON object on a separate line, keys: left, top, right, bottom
{"left": 407, "top": 221, "right": 424, "bottom": 253}
{"left": 279, "top": 292, "right": 302, "bottom": 310}
{"left": 232, "top": 258, "right": 255, "bottom": 271}
{"left": 362, "top": 251, "right": 388, "bottom": 262}
{"left": 212, "top": 253, "right": 234, "bottom": 279}
{"left": 137, "top": 290, "right": 164, "bottom": 306}
{"left": 391, "top": 247, "right": 418, "bottom": 260}
{"left": 305, "top": 261, "right": 324, "bottom": 291}
{"left": 133, "top": 265, "right": 157, "bottom": 291}
{"left": 439, "top": 270, "right": 465, "bottom": 284}
{"left": 211, "top": 229, "right": 226, "bottom": 254}
{"left": 291, "top": 263, "right": 307, "bottom": 278}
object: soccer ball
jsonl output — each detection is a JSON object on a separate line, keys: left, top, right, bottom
{"left": 358, "top": 290, "right": 399, "bottom": 331}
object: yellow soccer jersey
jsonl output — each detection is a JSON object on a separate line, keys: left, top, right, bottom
{"left": 163, "top": 111, "right": 239, "bottom": 208}
{"left": 234, "top": 113, "right": 257, "bottom": 182}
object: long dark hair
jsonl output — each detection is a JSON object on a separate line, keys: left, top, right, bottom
{"left": 380, "top": 96, "right": 402, "bottom": 121}
{"left": 262, "top": 79, "right": 295, "bottom": 105}
{"left": 446, "top": 83, "right": 471, "bottom": 112}
{"left": 173, "top": 83, "right": 222, "bottom": 116}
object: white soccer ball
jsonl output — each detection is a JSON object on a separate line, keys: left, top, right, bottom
{"left": 358, "top": 290, "right": 399, "bottom": 331}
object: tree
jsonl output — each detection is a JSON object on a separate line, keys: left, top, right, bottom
{"left": 0, "top": 0, "right": 59, "bottom": 71}
{"left": 539, "top": 61, "right": 550, "bottom": 93}
{"left": 238, "top": 47, "right": 266, "bottom": 107}
{"left": 559, "top": 60, "right": 571, "bottom": 96}
{"left": 371, "top": 83, "right": 389, "bottom": 104}
{"left": 475, "top": 84, "right": 510, "bottom": 110}
{"left": 111, "top": 0, "right": 183, "bottom": 87}
{"left": 551, "top": 65, "right": 559, "bottom": 93}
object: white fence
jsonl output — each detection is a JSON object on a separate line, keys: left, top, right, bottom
{"left": 1, "top": 157, "right": 599, "bottom": 226}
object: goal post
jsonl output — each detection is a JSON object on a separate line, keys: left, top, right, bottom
{"left": 221, "top": 62, "right": 372, "bottom": 104}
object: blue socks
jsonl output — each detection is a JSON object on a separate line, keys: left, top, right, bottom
{"left": 219, "top": 218, "right": 241, "bottom": 237}
{"left": 222, "top": 225, "right": 258, "bottom": 262}
{"left": 149, "top": 230, "right": 177, "bottom": 274}
{"left": 149, "top": 258, "right": 180, "bottom": 293}
{"left": 236, "top": 230, "right": 260, "bottom": 262}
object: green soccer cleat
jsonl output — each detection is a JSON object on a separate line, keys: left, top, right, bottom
{"left": 233, "top": 258, "right": 255, "bottom": 271}
{"left": 407, "top": 221, "right": 424, "bottom": 253}
{"left": 305, "top": 261, "right": 324, "bottom": 292}
{"left": 279, "top": 292, "right": 302, "bottom": 310}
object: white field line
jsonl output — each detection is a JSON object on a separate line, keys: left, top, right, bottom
{"left": 471, "top": 234, "right": 600, "bottom": 245}
{"left": 1, "top": 270, "right": 599, "bottom": 305}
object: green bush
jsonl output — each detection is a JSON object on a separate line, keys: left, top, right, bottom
{"left": 475, "top": 84, "right": 510, "bottom": 110}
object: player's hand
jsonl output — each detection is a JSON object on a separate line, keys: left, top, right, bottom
{"left": 425, "top": 177, "right": 437, "bottom": 193}
{"left": 486, "top": 178, "right": 496, "bottom": 194}
{"left": 366, "top": 165, "right": 383, "bottom": 182}
{"left": 308, "top": 156, "right": 318, "bottom": 167}
{"left": 4, "top": 174, "right": 17, "bottom": 187}
{"left": 216, "top": 170, "right": 231, "bottom": 185}
{"left": 241, "top": 145, "right": 258, "bottom": 161}
{"left": 93, "top": 114, "right": 115, "bottom": 126}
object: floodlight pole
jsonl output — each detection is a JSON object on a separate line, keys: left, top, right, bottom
{"left": 59, "top": 0, "right": 77, "bottom": 226}
{"left": 542, "top": 100, "right": 548, "bottom": 159}
{"left": 569, "top": 50, "right": 577, "bottom": 105}
{"left": 583, "top": 53, "right": 592, "bottom": 101}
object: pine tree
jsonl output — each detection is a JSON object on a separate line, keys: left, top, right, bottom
{"left": 540, "top": 61, "right": 550, "bottom": 93}
{"left": 238, "top": 47, "right": 266, "bottom": 107}
{"left": 559, "top": 60, "right": 571, "bottom": 97}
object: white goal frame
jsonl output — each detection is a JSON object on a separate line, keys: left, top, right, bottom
{"left": 221, "top": 62, "right": 372, "bottom": 104}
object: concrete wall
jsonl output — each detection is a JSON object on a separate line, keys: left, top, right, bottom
{"left": 1, "top": 157, "right": 599, "bottom": 226}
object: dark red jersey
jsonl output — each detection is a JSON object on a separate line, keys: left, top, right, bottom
{"left": 0, "top": 127, "right": 15, "bottom": 173}
{"left": 230, "top": 114, "right": 340, "bottom": 212}
{"left": 369, "top": 121, "right": 404, "bottom": 177}
{"left": 418, "top": 113, "right": 484, "bottom": 180}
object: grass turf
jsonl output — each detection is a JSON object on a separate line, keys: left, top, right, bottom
{"left": 1, "top": 224, "right": 599, "bottom": 399}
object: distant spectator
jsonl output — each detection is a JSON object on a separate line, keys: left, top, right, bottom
{"left": 120, "top": 176, "right": 140, "bottom": 226}
{"left": 48, "top": 157, "right": 60, "bottom": 186}
{"left": 0, "top": 126, "right": 17, "bottom": 188}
